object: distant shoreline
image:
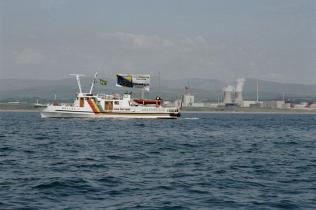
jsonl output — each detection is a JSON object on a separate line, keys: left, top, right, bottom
{"left": 182, "top": 107, "right": 316, "bottom": 114}
{"left": 0, "top": 103, "right": 43, "bottom": 113}
{"left": 180, "top": 106, "right": 316, "bottom": 115}
{"left": 0, "top": 109, "right": 39, "bottom": 113}
{"left": 182, "top": 110, "right": 316, "bottom": 115}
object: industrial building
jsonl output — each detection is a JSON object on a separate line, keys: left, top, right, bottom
{"left": 182, "top": 85, "right": 194, "bottom": 107}
{"left": 260, "top": 101, "right": 286, "bottom": 109}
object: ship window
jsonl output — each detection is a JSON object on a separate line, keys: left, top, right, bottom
{"left": 114, "top": 101, "right": 119, "bottom": 105}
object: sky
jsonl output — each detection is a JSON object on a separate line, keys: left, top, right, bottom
{"left": 0, "top": 0, "right": 315, "bottom": 84}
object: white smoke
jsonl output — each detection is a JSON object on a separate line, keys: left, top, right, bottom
{"left": 223, "top": 85, "right": 235, "bottom": 92}
{"left": 235, "top": 78, "right": 245, "bottom": 92}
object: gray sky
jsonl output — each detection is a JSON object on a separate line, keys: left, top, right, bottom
{"left": 0, "top": 0, "right": 315, "bottom": 84}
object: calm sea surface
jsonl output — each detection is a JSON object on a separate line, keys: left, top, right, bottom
{"left": 0, "top": 112, "right": 316, "bottom": 209}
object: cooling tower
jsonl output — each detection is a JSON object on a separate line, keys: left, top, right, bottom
{"left": 235, "top": 91, "right": 243, "bottom": 104}
{"left": 223, "top": 85, "right": 234, "bottom": 104}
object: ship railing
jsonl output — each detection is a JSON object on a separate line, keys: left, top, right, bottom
{"left": 135, "top": 107, "right": 179, "bottom": 113}
{"left": 58, "top": 103, "right": 74, "bottom": 107}
{"left": 97, "top": 94, "right": 121, "bottom": 100}
{"left": 166, "top": 108, "right": 179, "bottom": 112}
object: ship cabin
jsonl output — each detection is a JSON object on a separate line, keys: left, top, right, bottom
{"left": 74, "top": 93, "right": 134, "bottom": 112}
{"left": 74, "top": 92, "right": 164, "bottom": 113}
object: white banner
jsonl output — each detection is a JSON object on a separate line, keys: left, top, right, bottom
{"left": 116, "top": 74, "right": 150, "bottom": 91}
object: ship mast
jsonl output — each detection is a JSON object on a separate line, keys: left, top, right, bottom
{"left": 70, "top": 74, "right": 85, "bottom": 94}
{"left": 89, "top": 72, "right": 98, "bottom": 94}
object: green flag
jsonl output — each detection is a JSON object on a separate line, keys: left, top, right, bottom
{"left": 99, "top": 79, "right": 107, "bottom": 86}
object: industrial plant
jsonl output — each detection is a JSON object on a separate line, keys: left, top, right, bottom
{"left": 175, "top": 78, "right": 316, "bottom": 111}
{"left": 223, "top": 78, "right": 245, "bottom": 106}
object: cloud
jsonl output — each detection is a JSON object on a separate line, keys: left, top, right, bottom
{"left": 99, "top": 32, "right": 208, "bottom": 50}
{"left": 99, "top": 32, "right": 175, "bottom": 49}
{"left": 1, "top": 32, "right": 315, "bottom": 83}
{"left": 11, "top": 49, "right": 46, "bottom": 64}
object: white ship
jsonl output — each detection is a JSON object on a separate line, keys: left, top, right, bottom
{"left": 33, "top": 100, "right": 48, "bottom": 109}
{"left": 41, "top": 73, "right": 181, "bottom": 119}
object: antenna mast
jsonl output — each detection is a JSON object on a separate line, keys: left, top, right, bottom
{"left": 158, "top": 71, "right": 161, "bottom": 93}
{"left": 256, "top": 79, "right": 259, "bottom": 103}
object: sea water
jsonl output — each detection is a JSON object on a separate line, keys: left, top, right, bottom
{"left": 0, "top": 112, "right": 315, "bottom": 209}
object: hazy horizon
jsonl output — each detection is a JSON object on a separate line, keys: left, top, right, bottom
{"left": 1, "top": 0, "right": 315, "bottom": 84}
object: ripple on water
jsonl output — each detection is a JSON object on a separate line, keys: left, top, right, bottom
{"left": 33, "top": 178, "right": 97, "bottom": 194}
{"left": 0, "top": 112, "right": 316, "bottom": 209}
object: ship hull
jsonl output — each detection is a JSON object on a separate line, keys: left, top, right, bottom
{"left": 41, "top": 110, "right": 180, "bottom": 119}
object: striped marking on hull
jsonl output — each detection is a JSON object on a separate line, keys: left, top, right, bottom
{"left": 88, "top": 98, "right": 100, "bottom": 113}
{"left": 93, "top": 98, "right": 104, "bottom": 112}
